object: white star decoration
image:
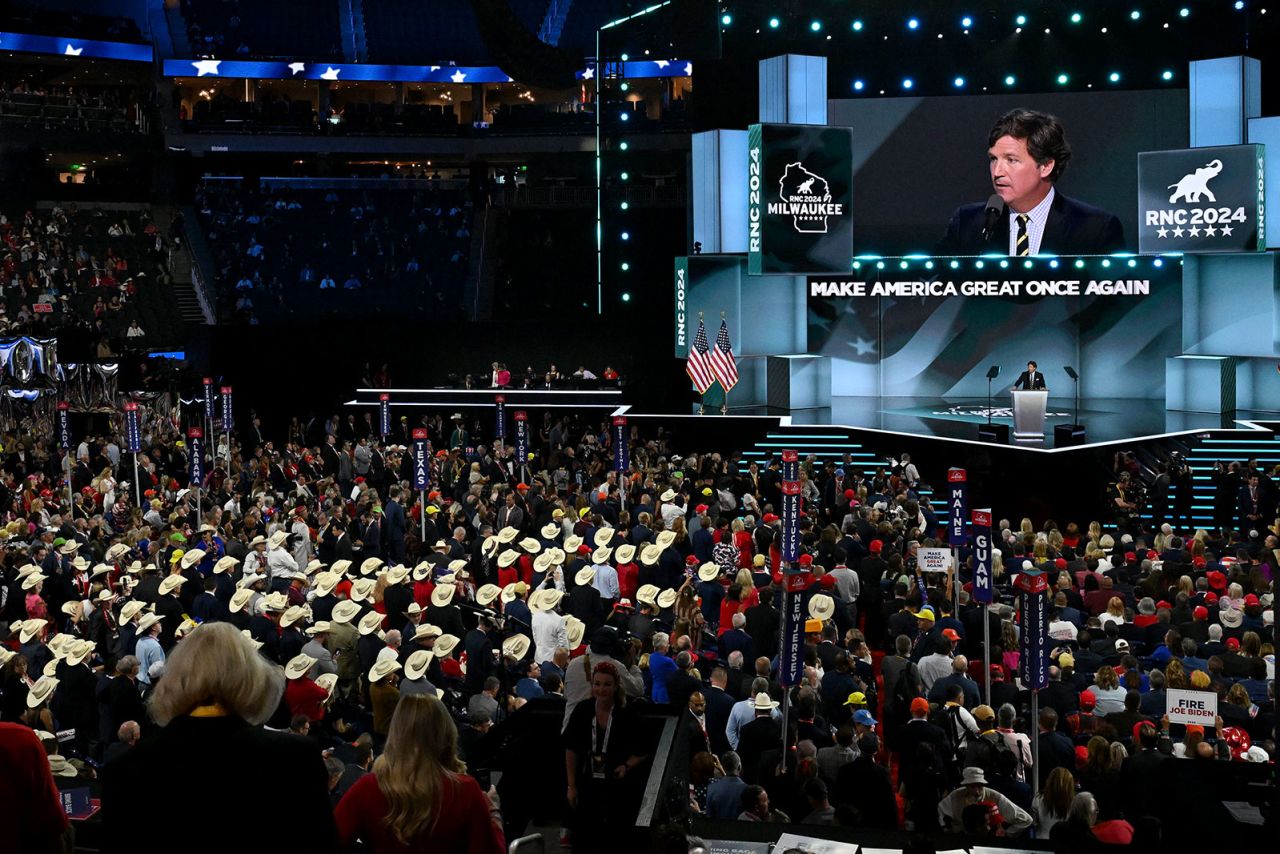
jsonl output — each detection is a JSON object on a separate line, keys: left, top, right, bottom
{"left": 320, "top": 67, "right": 341, "bottom": 80}
{"left": 1172, "top": 226, "right": 1184, "bottom": 237}
{"left": 450, "top": 69, "right": 467, "bottom": 83}
{"left": 1221, "top": 224, "right": 1234, "bottom": 236}
{"left": 64, "top": 44, "right": 83, "bottom": 56}
{"left": 850, "top": 337, "right": 877, "bottom": 356}
{"left": 1204, "top": 225, "right": 1217, "bottom": 237}
{"left": 1189, "top": 226, "right": 1201, "bottom": 237}
{"left": 288, "top": 62, "right": 306, "bottom": 75}
{"left": 684, "top": 62, "right": 693, "bottom": 75}
{"left": 581, "top": 66, "right": 594, "bottom": 79}
{"left": 1156, "top": 226, "right": 1169, "bottom": 238}
{"left": 192, "top": 59, "right": 221, "bottom": 77}
{"left": 429, "top": 66, "right": 440, "bottom": 72}
{"left": 654, "top": 60, "right": 669, "bottom": 68}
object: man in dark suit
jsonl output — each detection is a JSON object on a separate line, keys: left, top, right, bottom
{"left": 939, "top": 109, "right": 1124, "bottom": 256}
{"left": 703, "top": 668, "right": 736, "bottom": 756}
{"left": 1012, "top": 361, "right": 1046, "bottom": 391}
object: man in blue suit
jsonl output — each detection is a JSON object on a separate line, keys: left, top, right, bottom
{"left": 384, "top": 485, "right": 407, "bottom": 564}
{"left": 940, "top": 109, "right": 1124, "bottom": 256}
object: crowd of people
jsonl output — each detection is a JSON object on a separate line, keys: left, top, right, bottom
{"left": 195, "top": 183, "right": 472, "bottom": 324}
{"left": 0, "top": 404, "right": 1274, "bottom": 852}
{"left": 0, "top": 79, "right": 149, "bottom": 135}
{"left": 0, "top": 204, "right": 181, "bottom": 348}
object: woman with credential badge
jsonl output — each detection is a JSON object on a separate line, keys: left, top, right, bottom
{"left": 564, "top": 661, "right": 650, "bottom": 851}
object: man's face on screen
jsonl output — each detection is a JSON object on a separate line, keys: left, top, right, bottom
{"left": 989, "top": 135, "right": 1054, "bottom": 212}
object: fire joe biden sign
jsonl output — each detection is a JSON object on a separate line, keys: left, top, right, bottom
{"left": 1137, "top": 144, "right": 1265, "bottom": 254}
{"left": 748, "top": 123, "right": 854, "bottom": 275}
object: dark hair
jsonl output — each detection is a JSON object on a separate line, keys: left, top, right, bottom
{"left": 741, "top": 784, "right": 766, "bottom": 812}
{"left": 988, "top": 109, "right": 1072, "bottom": 182}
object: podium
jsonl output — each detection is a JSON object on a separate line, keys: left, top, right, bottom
{"left": 1011, "top": 390, "right": 1048, "bottom": 441}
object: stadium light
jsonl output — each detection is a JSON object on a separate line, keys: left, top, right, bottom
{"left": 852, "top": 79, "right": 865, "bottom": 91}
{"left": 902, "top": 77, "right": 914, "bottom": 89}
{"left": 619, "top": 141, "right": 628, "bottom": 150}
{"left": 620, "top": 172, "right": 629, "bottom": 180}
{"left": 721, "top": 13, "right": 732, "bottom": 25}
{"left": 810, "top": 20, "right": 822, "bottom": 32}
{"left": 851, "top": 19, "right": 863, "bottom": 31}
{"left": 1015, "top": 14, "right": 1028, "bottom": 25}
{"left": 1056, "top": 72, "right": 1069, "bottom": 84}
{"left": 1070, "top": 12, "right": 1083, "bottom": 23}
{"left": 620, "top": 231, "right": 629, "bottom": 240}
{"left": 907, "top": 17, "right": 920, "bottom": 29}
{"left": 620, "top": 82, "right": 629, "bottom": 91}
{"left": 621, "top": 262, "right": 630, "bottom": 271}
{"left": 621, "top": 292, "right": 631, "bottom": 302}
{"left": 953, "top": 76, "right": 965, "bottom": 88}
{"left": 769, "top": 17, "right": 780, "bottom": 29}
{"left": 1161, "top": 69, "right": 1174, "bottom": 80}
{"left": 1004, "top": 74, "right": 1016, "bottom": 86}
{"left": 1130, "top": 9, "right": 1141, "bottom": 20}
{"left": 961, "top": 15, "right": 973, "bottom": 27}
{"left": 1109, "top": 71, "right": 1121, "bottom": 82}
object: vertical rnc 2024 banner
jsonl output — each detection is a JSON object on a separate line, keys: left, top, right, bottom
{"left": 748, "top": 123, "right": 854, "bottom": 275}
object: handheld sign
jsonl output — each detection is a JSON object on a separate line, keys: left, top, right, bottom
{"left": 1166, "top": 688, "right": 1218, "bottom": 727}
{"left": 202, "top": 377, "right": 214, "bottom": 415}
{"left": 220, "top": 386, "right": 233, "bottom": 431}
{"left": 917, "top": 547, "right": 953, "bottom": 573}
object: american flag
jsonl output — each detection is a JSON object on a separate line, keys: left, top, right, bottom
{"left": 710, "top": 319, "right": 739, "bottom": 391}
{"left": 686, "top": 318, "right": 716, "bottom": 394}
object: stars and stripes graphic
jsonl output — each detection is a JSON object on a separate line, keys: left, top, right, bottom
{"left": 710, "top": 319, "right": 739, "bottom": 392}
{"left": 686, "top": 318, "right": 716, "bottom": 394}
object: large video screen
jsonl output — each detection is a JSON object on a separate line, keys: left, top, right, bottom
{"left": 827, "top": 90, "right": 1189, "bottom": 256}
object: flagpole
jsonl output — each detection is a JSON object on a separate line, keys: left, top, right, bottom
{"left": 720, "top": 314, "right": 729, "bottom": 415}
{"left": 697, "top": 311, "right": 706, "bottom": 416}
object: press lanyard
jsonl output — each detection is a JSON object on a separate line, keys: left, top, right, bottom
{"left": 591, "top": 709, "right": 614, "bottom": 755}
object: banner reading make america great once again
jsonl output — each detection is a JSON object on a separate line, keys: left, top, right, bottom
{"left": 749, "top": 123, "right": 854, "bottom": 275}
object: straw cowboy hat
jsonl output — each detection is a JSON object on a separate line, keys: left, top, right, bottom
{"left": 96, "top": 589, "right": 116, "bottom": 604}
{"left": 480, "top": 536, "right": 500, "bottom": 558}
{"left": 65, "top": 640, "right": 95, "bottom": 667}
{"left": 502, "top": 634, "right": 531, "bottom": 660}
{"left": 497, "top": 549, "right": 520, "bottom": 569}
{"left": 660, "top": 489, "right": 677, "bottom": 502}
{"left": 476, "top": 584, "right": 502, "bottom": 607}
{"left": 306, "top": 621, "right": 332, "bottom": 636}
{"left": 180, "top": 549, "right": 207, "bottom": 569}
{"left": 47, "top": 755, "right": 78, "bottom": 778}
{"left": 547, "top": 547, "right": 566, "bottom": 566}
{"left": 91, "top": 563, "right": 113, "bottom": 580}
{"left": 212, "top": 556, "right": 240, "bottom": 575}
{"left": 261, "top": 592, "right": 289, "bottom": 612}
{"left": 240, "top": 630, "right": 264, "bottom": 651}
{"left": 331, "top": 600, "right": 361, "bottom": 624}
{"left": 368, "top": 659, "right": 401, "bottom": 683}
{"left": 248, "top": 536, "right": 267, "bottom": 548}
{"left": 431, "top": 583, "right": 456, "bottom": 607}
{"left": 575, "top": 566, "right": 597, "bottom": 587}
{"left": 330, "top": 559, "right": 353, "bottom": 577}
{"left": 27, "top": 676, "right": 58, "bottom": 708}
{"left": 312, "top": 572, "right": 339, "bottom": 597}
{"left": 285, "top": 654, "right": 317, "bottom": 680}
{"left": 267, "top": 530, "right": 289, "bottom": 550}
{"left": 358, "top": 611, "right": 384, "bottom": 636}
{"left": 656, "top": 588, "right": 678, "bottom": 609}
{"left": 534, "top": 552, "right": 554, "bottom": 574}
{"left": 636, "top": 584, "right": 659, "bottom": 607}
{"left": 280, "top": 606, "right": 307, "bottom": 628}
{"left": 752, "top": 692, "right": 779, "bottom": 711}
{"left": 136, "top": 613, "right": 162, "bottom": 634}
{"left": 519, "top": 537, "right": 542, "bottom": 554}
{"left": 315, "top": 673, "right": 338, "bottom": 698}
{"left": 105, "top": 543, "right": 131, "bottom": 562}
{"left": 655, "top": 531, "right": 676, "bottom": 550}
{"left": 615, "top": 544, "right": 636, "bottom": 564}
{"left": 21, "top": 573, "right": 46, "bottom": 590}
{"left": 447, "top": 558, "right": 469, "bottom": 575}
{"left": 229, "top": 589, "right": 254, "bottom": 614}
{"left": 497, "top": 527, "right": 520, "bottom": 544}
{"left": 593, "top": 529, "right": 615, "bottom": 549}
{"left": 349, "top": 578, "right": 376, "bottom": 603}
{"left": 531, "top": 589, "right": 564, "bottom": 613}
{"left": 413, "top": 623, "right": 442, "bottom": 643}
{"left": 697, "top": 562, "right": 721, "bottom": 583}
{"left": 541, "top": 522, "right": 560, "bottom": 539}
{"left": 592, "top": 546, "right": 613, "bottom": 565}
{"left": 563, "top": 535, "right": 584, "bottom": 553}
{"left": 158, "top": 574, "right": 186, "bottom": 596}
{"left": 18, "top": 618, "right": 46, "bottom": 644}
{"left": 59, "top": 541, "right": 80, "bottom": 555}
{"left": 385, "top": 565, "right": 410, "bottom": 586}
{"left": 60, "top": 601, "right": 83, "bottom": 619}
{"left": 360, "top": 557, "right": 384, "bottom": 577}
{"left": 304, "top": 559, "right": 325, "bottom": 575}
{"left": 120, "top": 601, "right": 146, "bottom": 623}
{"left": 433, "top": 634, "right": 461, "bottom": 657}
{"left": 639, "top": 545, "right": 662, "bottom": 566}
{"left": 42, "top": 659, "right": 59, "bottom": 678}
{"left": 809, "top": 594, "right": 836, "bottom": 622}
{"left": 404, "top": 650, "right": 435, "bottom": 681}
{"left": 566, "top": 616, "right": 586, "bottom": 648}
{"left": 501, "top": 582, "right": 527, "bottom": 604}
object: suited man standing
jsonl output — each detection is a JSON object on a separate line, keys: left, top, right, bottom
{"left": 939, "top": 109, "right": 1124, "bottom": 256}
{"left": 1012, "top": 361, "right": 1046, "bottom": 391}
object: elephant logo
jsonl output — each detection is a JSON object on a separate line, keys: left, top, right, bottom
{"left": 1167, "top": 159, "right": 1223, "bottom": 204}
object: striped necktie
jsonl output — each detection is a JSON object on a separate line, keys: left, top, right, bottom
{"left": 1016, "top": 214, "right": 1030, "bottom": 256}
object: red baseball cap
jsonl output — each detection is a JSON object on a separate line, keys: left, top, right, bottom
{"left": 1244, "top": 593, "right": 1259, "bottom": 607}
{"left": 1074, "top": 745, "right": 1089, "bottom": 767}
{"left": 1080, "top": 690, "right": 1097, "bottom": 711}
{"left": 685, "top": 555, "right": 699, "bottom": 566}
{"left": 763, "top": 513, "right": 779, "bottom": 523}
{"left": 819, "top": 574, "right": 837, "bottom": 590}
{"left": 1156, "top": 600, "right": 1172, "bottom": 611}
{"left": 797, "top": 554, "right": 813, "bottom": 567}
{"left": 870, "top": 540, "right": 883, "bottom": 553}
{"left": 1055, "top": 558, "right": 1067, "bottom": 570}
{"left": 1146, "top": 550, "right": 1159, "bottom": 561}
{"left": 844, "top": 488, "right": 855, "bottom": 499}
{"left": 1226, "top": 637, "right": 1241, "bottom": 649}
{"left": 941, "top": 628, "right": 961, "bottom": 642}
{"left": 1205, "top": 592, "right": 1220, "bottom": 605}
{"left": 990, "top": 664, "right": 1004, "bottom": 680}
{"left": 1193, "top": 605, "right": 1209, "bottom": 621}
{"left": 1125, "top": 551, "right": 1137, "bottom": 563}
{"left": 910, "top": 697, "right": 930, "bottom": 716}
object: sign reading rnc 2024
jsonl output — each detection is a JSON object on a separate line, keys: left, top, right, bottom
{"left": 748, "top": 123, "right": 853, "bottom": 275}
{"left": 1137, "top": 144, "right": 1265, "bottom": 254}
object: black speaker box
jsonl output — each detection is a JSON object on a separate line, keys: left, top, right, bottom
{"left": 1054, "top": 424, "right": 1087, "bottom": 447}
{"left": 978, "top": 424, "right": 1009, "bottom": 444}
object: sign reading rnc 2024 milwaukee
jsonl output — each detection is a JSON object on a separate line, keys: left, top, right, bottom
{"left": 748, "top": 123, "right": 853, "bottom": 275}
{"left": 1137, "top": 144, "right": 1265, "bottom": 254}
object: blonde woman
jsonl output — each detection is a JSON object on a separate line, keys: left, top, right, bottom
{"left": 336, "top": 694, "right": 504, "bottom": 852}
{"left": 1098, "top": 597, "right": 1126, "bottom": 627}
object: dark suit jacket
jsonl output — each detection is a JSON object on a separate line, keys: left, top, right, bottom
{"left": 1013, "top": 370, "right": 1047, "bottom": 391}
{"left": 939, "top": 191, "right": 1125, "bottom": 256}
{"left": 736, "top": 715, "right": 782, "bottom": 785}
{"left": 703, "top": 685, "right": 735, "bottom": 756}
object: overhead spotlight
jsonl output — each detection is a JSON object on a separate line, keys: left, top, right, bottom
{"left": 809, "top": 20, "right": 822, "bottom": 32}
{"left": 1179, "top": 7, "right": 1190, "bottom": 15}
{"left": 721, "top": 13, "right": 732, "bottom": 26}
{"left": 1109, "top": 71, "right": 1121, "bottom": 82}
{"left": 852, "top": 79, "right": 865, "bottom": 91}
{"left": 851, "top": 19, "right": 863, "bottom": 31}
{"left": 1070, "top": 12, "right": 1083, "bottom": 23}
{"left": 768, "top": 17, "right": 780, "bottom": 28}
{"left": 1234, "top": 1, "right": 1244, "bottom": 9}
{"left": 953, "top": 76, "right": 965, "bottom": 88}
{"left": 907, "top": 18, "right": 920, "bottom": 30}
{"left": 902, "top": 77, "right": 914, "bottom": 89}
{"left": 620, "top": 292, "right": 631, "bottom": 302}
{"left": 961, "top": 15, "right": 973, "bottom": 27}
{"left": 1130, "top": 9, "right": 1141, "bottom": 19}
{"left": 1057, "top": 72, "right": 1070, "bottom": 84}
{"left": 1004, "top": 74, "right": 1016, "bottom": 86}
{"left": 1015, "top": 14, "right": 1028, "bottom": 25}
{"left": 620, "top": 231, "right": 630, "bottom": 241}
{"left": 1161, "top": 69, "right": 1174, "bottom": 80}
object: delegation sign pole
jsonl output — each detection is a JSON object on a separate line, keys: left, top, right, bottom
{"left": 971, "top": 508, "right": 994, "bottom": 705}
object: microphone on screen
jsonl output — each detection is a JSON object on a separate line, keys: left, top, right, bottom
{"left": 980, "top": 194, "right": 1006, "bottom": 242}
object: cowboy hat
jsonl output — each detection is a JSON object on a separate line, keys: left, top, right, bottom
{"left": 330, "top": 559, "right": 353, "bottom": 576}
{"left": 548, "top": 547, "right": 567, "bottom": 566}
{"left": 21, "top": 573, "right": 46, "bottom": 590}
{"left": 533, "top": 552, "right": 554, "bottom": 574}
{"left": 519, "top": 537, "right": 542, "bottom": 554}
{"left": 136, "top": 613, "right": 162, "bottom": 633}
{"left": 447, "top": 558, "right": 468, "bottom": 575}
{"left": 228, "top": 589, "right": 254, "bottom": 614}
{"left": 47, "top": 755, "right": 78, "bottom": 779}
{"left": 433, "top": 633, "right": 461, "bottom": 658}
{"left": 752, "top": 691, "right": 779, "bottom": 711}
{"left": 480, "top": 536, "right": 500, "bottom": 558}
{"left": 697, "top": 562, "right": 721, "bottom": 583}
{"left": 17, "top": 619, "right": 46, "bottom": 644}
{"left": 248, "top": 535, "right": 267, "bottom": 548}
{"left": 180, "top": 548, "right": 207, "bottom": 569}
{"left": 42, "top": 659, "right": 59, "bottom": 678}
{"left": 360, "top": 557, "right": 384, "bottom": 577}
{"left": 563, "top": 535, "right": 584, "bottom": 553}
{"left": 413, "top": 623, "right": 442, "bottom": 642}
{"left": 240, "top": 629, "right": 264, "bottom": 651}
{"left": 315, "top": 673, "right": 338, "bottom": 698}
{"left": 262, "top": 592, "right": 289, "bottom": 612}
{"left": 566, "top": 616, "right": 586, "bottom": 648}
{"left": 593, "top": 528, "right": 615, "bottom": 549}
{"left": 497, "top": 527, "right": 520, "bottom": 544}
{"left": 312, "top": 572, "right": 339, "bottom": 597}
{"left": 96, "top": 588, "right": 116, "bottom": 604}
{"left": 60, "top": 601, "right": 82, "bottom": 619}
{"left": 58, "top": 541, "right": 80, "bottom": 555}
{"left": 90, "top": 563, "right": 113, "bottom": 579}
{"left": 615, "top": 544, "right": 636, "bottom": 564}
{"left": 808, "top": 594, "right": 836, "bottom": 622}
{"left": 304, "top": 559, "right": 325, "bottom": 575}
{"left": 592, "top": 546, "right": 613, "bottom": 565}
{"left": 17, "top": 564, "right": 41, "bottom": 578}
{"left": 158, "top": 574, "right": 186, "bottom": 596}
{"left": 65, "top": 640, "right": 94, "bottom": 667}
{"left": 497, "top": 549, "right": 520, "bottom": 568}
{"left": 105, "top": 542, "right": 131, "bottom": 562}
{"left": 368, "top": 659, "right": 401, "bottom": 683}
{"left": 285, "top": 654, "right": 317, "bottom": 680}
{"left": 476, "top": 584, "right": 502, "bottom": 607}
{"left": 575, "top": 566, "right": 596, "bottom": 587}
{"left": 404, "top": 649, "right": 435, "bottom": 681}
{"left": 531, "top": 589, "right": 564, "bottom": 612}
{"left": 656, "top": 588, "right": 678, "bottom": 609}
{"left": 636, "top": 584, "right": 659, "bottom": 606}
{"left": 655, "top": 531, "right": 677, "bottom": 550}
{"left": 349, "top": 578, "right": 375, "bottom": 603}
{"left": 358, "top": 611, "right": 385, "bottom": 636}
{"left": 1221, "top": 608, "right": 1243, "bottom": 628}
{"left": 541, "top": 522, "right": 560, "bottom": 539}
{"left": 212, "top": 556, "right": 239, "bottom": 575}
{"left": 660, "top": 489, "right": 677, "bottom": 502}
{"left": 27, "top": 676, "right": 58, "bottom": 708}
{"left": 331, "top": 600, "right": 361, "bottom": 624}
{"left": 306, "top": 621, "right": 332, "bottom": 636}
{"left": 120, "top": 601, "right": 146, "bottom": 623}
{"left": 280, "top": 606, "right": 307, "bottom": 628}
{"left": 384, "top": 565, "right": 410, "bottom": 586}
{"left": 125, "top": 560, "right": 145, "bottom": 575}
{"left": 502, "top": 634, "right": 531, "bottom": 660}
{"left": 639, "top": 544, "right": 662, "bottom": 566}
{"left": 431, "top": 583, "right": 456, "bottom": 607}
{"left": 265, "top": 530, "right": 288, "bottom": 550}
